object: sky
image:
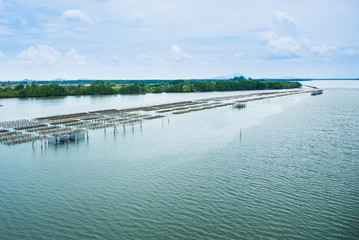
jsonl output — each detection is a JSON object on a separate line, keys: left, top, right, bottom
{"left": 0, "top": 0, "right": 358, "bottom": 80}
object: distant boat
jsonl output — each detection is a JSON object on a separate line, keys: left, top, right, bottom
{"left": 233, "top": 102, "right": 246, "bottom": 109}
{"left": 311, "top": 89, "right": 323, "bottom": 96}
{"left": 0, "top": 104, "right": 3, "bottom": 107}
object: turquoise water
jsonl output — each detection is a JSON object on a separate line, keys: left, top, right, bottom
{"left": 0, "top": 81, "right": 358, "bottom": 239}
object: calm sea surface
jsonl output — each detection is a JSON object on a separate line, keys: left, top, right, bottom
{"left": 0, "top": 80, "right": 358, "bottom": 239}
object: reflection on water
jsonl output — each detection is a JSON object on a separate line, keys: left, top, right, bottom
{"left": 0, "top": 81, "right": 358, "bottom": 239}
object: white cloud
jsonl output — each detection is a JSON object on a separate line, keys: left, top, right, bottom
{"left": 168, "top": 45, "right": 195, "bottom": 61}
{"left": 262, "top": 11, "right": 341, "bottom": 59}
{"left": 66, "top": 48, "right": 86, "bottom": 64}
{"left": 273, "top": 10, "right": 299, "bottom": 37}
{"left": 343, "top": 48, "right": 359, "bottom": 56}
{"left": 266, "top": 36, "right": 340, "bottom": 58}
{"left": 136, "top": 53, "right": 151, "bottom": 61}
{"left": 0, "top": 50, "right": 4, "bottom": 58}
{"left": 234, "top": 52, "right": 243, "bottom": 58}
{"left": 0, "top": 25, "right": 11, "bottom": 35}
{"left": 258, "top": 11, "right": 307, "bottom": 58}
{"left": 273, "top": 11, "right": 298, "bottom": 26}
{"left": 112, "top": 54, "right": 127, "bottom": 64}
{"left": 112, "top": 54, "right": 121, "bottom": 61}
{"left": 62, "top": 9, "right": 91, "bottom": 22}
{"left": 311, "top": 45, "right": 338, "bottom": 56}
{"left": 267, "top": 37, "right": 304, "bottom": 58}
{"left": 0, "top": 0, "right": 5, "bottom": 9}
{"left": 258, "top": 31, "right": 277, "bottom": 41}
{"left": 16, "top": 46, "right": 87, "bottom": 65}
{"left": 1, "top": 2, "right": 357, "bottom": 80}
{"left": 126, "top": 10, "right": 147, "bottom": 22}
{"left": 17, "top": 46, "right": 62, "bottom": 64}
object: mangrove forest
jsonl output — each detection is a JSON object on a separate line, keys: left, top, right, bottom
{"left": 0, "top": 78, "right": 302, "bottom": 98}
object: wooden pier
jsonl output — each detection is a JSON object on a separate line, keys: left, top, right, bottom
{"left": 0, "top": 89, "right": 310, "bottom": 146}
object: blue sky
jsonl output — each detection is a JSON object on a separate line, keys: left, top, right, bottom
{"left": 0, "top": 0, "right": 358, "bottom": 80}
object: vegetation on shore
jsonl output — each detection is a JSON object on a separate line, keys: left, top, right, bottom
{"left": 0, "top": 78, "right": 301, "bottom": 98}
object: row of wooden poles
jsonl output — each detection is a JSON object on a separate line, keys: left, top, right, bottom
{"left": 0, "top": 89, "right": 308, "bottom": 145}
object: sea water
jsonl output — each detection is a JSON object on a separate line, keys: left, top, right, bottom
{"left": 0, "top": 81, "right": 358, "bottom": 239}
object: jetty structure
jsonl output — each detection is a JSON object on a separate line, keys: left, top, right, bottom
{"left": 0, "top": 88, "right": 313, "bottom": 146}
{"left": 302, "top": 84, "right": 324, "bottom": 96}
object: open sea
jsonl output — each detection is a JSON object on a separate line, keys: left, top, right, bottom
{"left": 0, "top": 80, "right": 358, "bottom": 239}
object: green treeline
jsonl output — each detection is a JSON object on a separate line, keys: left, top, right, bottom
{"left": 0, "top": 79, "right": 301, "bottom": 98}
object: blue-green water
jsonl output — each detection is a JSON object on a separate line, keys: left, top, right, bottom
{"left": 0, "top": 81, "right": 358, "bottom": 239}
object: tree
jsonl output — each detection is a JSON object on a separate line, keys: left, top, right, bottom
{"left": 256, "top": 81, "right": 268, "bottom": 89}
{"left": 18, "top": 89, "right": 28, "bottom": 98}
{"left": 232, "top": 76, "right": 246, "bottom": 80}
{"left": 91, "top": 80, "right": 105, "bottom": 86}
{"left": 152, "top": 86, "right": 163, "bottom": 93}
{"left": 106, "top": 81, "right": 116, "bottom": 87}
{"left": 182, "top": 84, "right": 191, "bottom": 92}
{"left": 15, "top": 84, "right": 25, "bottom": 90}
